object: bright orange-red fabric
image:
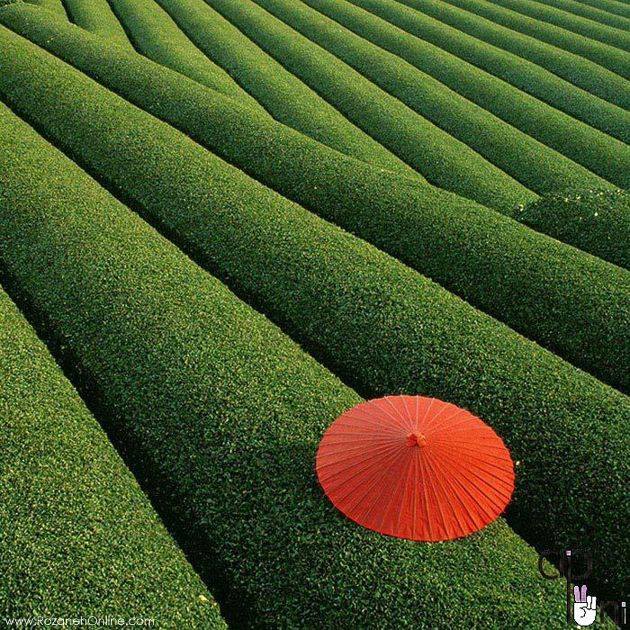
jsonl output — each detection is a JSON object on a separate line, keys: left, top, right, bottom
{"left": 316, "top": 396, "right": 514, "bottom": 542}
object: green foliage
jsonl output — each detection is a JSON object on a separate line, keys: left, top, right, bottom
{"left": 63, "top": 0, "right": 133, "bottom": 50}
{"left": 394, "top": 0, "right": 630, "bottom": 109}
{"left": 24, "top": 0, "right": 65, "bottom": 17}
{"left": 193, "top": 0, "right": 531, "bottom": 211}
{"left": 0, "top": 23, "right": 628, "bottom": 600}
{"left": 155, "top": 0, "right": 419, "bottom": 178}
{"left": 107, "top": 0, "right": 264, "bottom": 108}
{"left": 1, "top": 10, "right": 626, "bottom": 393}
{"left": 347, "top": 0, "right": 629, "bottom": 142}
{"left": 529, "top": 0, "right": 630, "bottom": 30}
{"left": 517, "top": 188, "right": 630, "bottom": 269}
{"left": 0, "top": 281, "right": 224, "bottom": 625}
{"left": 299, "top": 0, "right": 629, "bottom": 188}
{"left": 0, "top": 100, "right": 570, "bottom": 629}
{"left": 250, "top": 0, "right": 616, "bottom": 193}
{"left": 440, "top": 0, "right": 630, "bottom": 74}
{"left": 578, "top": 0, "right": 630, "bottom": 19}
{"left": 485, "top": 0, "right": 630, "bottom": 50}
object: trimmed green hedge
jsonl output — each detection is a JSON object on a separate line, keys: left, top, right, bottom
{"left": 578, "top": 0, "right": 630, "bottom": 19}
{"left": 530, "top": 0, "right": 630, "bottom": 30}
{"left": 196, "top": 0, "right": 531, "bottom": 211}
{"left": 153, "top": 0, "right": 421, "bottom": 178}
{"left": 441, "top": 0, "right": 630, "bottom": 72}
{"left": 517, "top": 188, "right": 630, "bottom": 269}
{"left": 474, "top": 0, "right": 630, "bottom": 51}
{"left": 1, "top": 24, "right": 629, "bottom": 600}
{"left": 0, "top": 96, "right": 571, "bottom": 629}
{"left": 299, "top": 0, "right": 629, "bottom": 188}
{"left": 395, "top": 0, "right": 630, "bottom": 108}
{"left": 0, "top": 261, "right": 223, "bottom": 621}
{"left": 63, "top": 0, "right": 133, "bottom": 50}
{"left": 1, "top": 11, "right": 627, "bottom": 393}
{"left": 249, "top": 0, "right": 615, "bottom": 194}
{"left": 107, "top": 0, "right": 264, "bottom": 109}
{"left": 347, "top": 0, "right": 629, "bottom": 143}
{"left": 24, "top": 0, "right": 65, "bottom": 17}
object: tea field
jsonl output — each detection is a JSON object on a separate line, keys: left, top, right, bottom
{"left": 0, "top": 0, "right": 627, "bottom": 627}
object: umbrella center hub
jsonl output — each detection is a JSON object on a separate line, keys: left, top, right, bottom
{"left": 406, "top": 432, "right": 427, "bottom": 447}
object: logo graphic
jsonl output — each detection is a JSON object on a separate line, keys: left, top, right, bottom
{"left": 573, "top": 585, "right": 597, "bottom": 627}
{"left": 538, "top": 549, "right": 628, "bottom": 627}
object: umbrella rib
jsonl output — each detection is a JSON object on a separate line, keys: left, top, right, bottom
{"left": 352, "top": 442, "right": 414, "bottom": 528}
{"left": 411, "top": 448, "right": 420, "bottom": 539}
{"left": 340, "top": 412, "right": 403, "bottom": 435}
{"left": 436, "top": 448, "right": 514, "bottom": 489}
{"left": 429, "top": 453, "right": 485, "bottom": 533}
{"left": 395, "top": 443, "right": 419, "bottom": 538}
{"left": 433, "top": 445, "right": 514, "bottom": 474}
{"left": 444, "top": 463, "right": 504, "bottom": 522}
{"left": 422, "top": 449, "right": 461, "bottom": 540}
{"left": 420, "top": 402, "right": 448, "bottom": 434}
{"left": 419, "top": 450, "right": 442, "bottom": 540}
{"left": 425, "top": 410, "right": 476, "bottom": 434}
{"left": 443, "top": 462, "right": 513, "bottom": 511}
{"left": 318, "top": 436, "right": 405, "bottom": 467}
{"left": 330, "top": 442, "right": 410, "bottom": 508}
{"left": 380, "top": 397, "right": 415, "bottom": 431}
{"left": 318, "top": 441, "right": 404, "bottom": 490}
{"left": 376, "top": 444, "right": 414, "bottom": 534}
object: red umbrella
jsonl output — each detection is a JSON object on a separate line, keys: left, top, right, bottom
{"left": 316, "top": 395, "right": 514, "bottom": 542}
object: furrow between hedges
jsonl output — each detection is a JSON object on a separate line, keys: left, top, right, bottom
{"left": 248, "top": 0, "right": 615, "bottom": 194}
{"left": 578, "top": 0, "right": 630, "bottom": 20}
{"left": 394, "top": 0, "right": 630, "bottom": 108}
{"left": 104, "top": 0, "right": 265, "bottom": 110}
{"left": 0, "top": 95, "right": 573, "bottom": 629}
{"left": 1, "top": 26, "right": 629, "bottom": 601}
{"left": 440, "top": 0, "right": 630, "bottom": 76}
{"left": 347, "top": 0, "right": 629, "bottom": 142}
{"left": 475, "top": 0, "right": 630, "bottom": 51}
{"left": 146, "top": 0, "right": 421, "bottom": 179}
{"left": 1, "top": 8, "right": 626, "bottom": 394}
{"left": 299, "top": 0, "right": 629, "bottom": 188}
{"left": 201, "top": 0, "right": 535, "bottom": 210}
{"left": 62, "top": 0, "right": 132, "bottom": 49}
{"left": 0, "top": 233, "right": 224, "bottom": 625}
{"left": 517, "top": 189, "right": 630, "bottom": 269}
{"left": 530, "top": 0, "right": 630, "bottom": 31}
{"left": 25, "top": 0, "right": 66, "bottom": 17}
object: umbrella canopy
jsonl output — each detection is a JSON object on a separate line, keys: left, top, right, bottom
{"left": 316, "top": 395, "right": 514, "bottom": 542}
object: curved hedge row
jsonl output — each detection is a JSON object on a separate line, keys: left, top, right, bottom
{"left": 250, "top": 0, "right": 615, "bottom": 194}
{"left": 202, "top": 0, "right": 533, "bottom": 211}
{"left": 517, "top": 188, "right": 630, "bottom": 269}
{"left": 0, "top": 201, "right": 223, "bottom": 625}
{"left": 1, "top": 27, "right": 629, "bottom": 601}
{"left": 480, "top": 0, "right": 630, "bottom": 51}
{"left": 63, "top": 0, "right": 132, "bottom": 50}
{"left": 25, "top": 0, "right": 65, "bottom": 17}
{"left": 531, "top": 0, "right": 630, "bottom": 30}
{"left": 301, "top": 0, "right": 629, "bottom": 188}
{"left": 347, "top": 0, "right": 629, "bottom": 142}
{"left": 440, "top": 0, "right": 630, "bottom": 77}
{"left": 0, "top": 94, "right": 570, "bottom": 629}
{"left": 107, "top": 0, "right": 264, "bottom": 109}
{"left": 151, "top": 0, "right": 421, "bottom": 178}
{"left": 395, "top": 0, "right": 630, "bottom": 108}
{"left": 1, "top": 12, "right": 626, "bottom": 393}
{"left": 578, "top": 0, "right": 630, "bottom": 19}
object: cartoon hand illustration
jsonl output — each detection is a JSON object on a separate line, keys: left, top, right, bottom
{"left": 573, "top": 585, "right": 597, "bottom": 627}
